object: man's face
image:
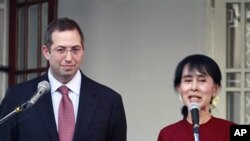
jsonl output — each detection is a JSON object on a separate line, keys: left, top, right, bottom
{"left": 42, "top": 29, "right": 84, "bottom": 83}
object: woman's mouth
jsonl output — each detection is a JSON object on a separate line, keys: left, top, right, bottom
{"left": 188, "top": 95, "right": 201, "bottom": 102}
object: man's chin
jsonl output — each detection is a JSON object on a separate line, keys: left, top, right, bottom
{"left": 61, "top": 70, "right": 76, "bottom": 76}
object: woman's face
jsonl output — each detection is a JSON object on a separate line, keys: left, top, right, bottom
{"left": 177, "top": 65, "right": 219, "bottom": 112}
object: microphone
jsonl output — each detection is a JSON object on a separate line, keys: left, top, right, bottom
{"left": 189, "top": 102, "right": 200, "bottom": 141}
{"left": 22, "top": 80, "right": 50, "bottom": 109}
{"left": 0, "top": 81, "right": 50, "bottom": 125}
{"left": 29, "top": 80, "right": 50, "bottom": 105}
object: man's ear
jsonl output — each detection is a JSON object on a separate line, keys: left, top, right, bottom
{"left": 42, "top": 45, "right": 50, "bottom": 60}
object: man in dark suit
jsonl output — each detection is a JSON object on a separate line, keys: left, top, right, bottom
{"left": 0, "top": 17, "right": 127, "bottom": 141}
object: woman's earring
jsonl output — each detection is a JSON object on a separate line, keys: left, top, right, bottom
{"left": 210, "top": 95, "right": 220, "bottom": 109}
{"left": 178, "top": 94, "right": 183, "bottom": 102}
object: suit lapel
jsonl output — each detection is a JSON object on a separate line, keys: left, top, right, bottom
{"left": 34, "top": 76, "right": 59, "bottom": 141}
{"left": 73, "top": 74, "right": 99, "bottom": 141}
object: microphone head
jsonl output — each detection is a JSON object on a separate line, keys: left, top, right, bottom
{"left": 188, "top": 102, "right": 200, "bottom": 112}
{"left": 188, "top": 102, "right": 200, "bottom": 134}
{"left": 38, "top": 80, "right": 50, "bottom": 93}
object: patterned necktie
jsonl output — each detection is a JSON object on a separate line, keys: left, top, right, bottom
{"left": 58, "top": 85, "right": 75, "bottom": 141}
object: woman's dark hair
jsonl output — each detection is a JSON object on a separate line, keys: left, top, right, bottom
{"left": 44, "top": 17, "right": 84, "bottom": 49}
{"left": 174, "top": 54, "right": 222, "bottom": 118}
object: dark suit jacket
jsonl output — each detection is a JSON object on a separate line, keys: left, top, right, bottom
{"left": 0, "top": 72, "right": 127, "bottom": 141}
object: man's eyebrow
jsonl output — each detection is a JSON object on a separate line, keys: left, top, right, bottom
{"left": 55, "top": 45, "right": 66, "bottom": 48}
{"left": 56, "top": 45, "right": 81, "bottom": 48}
{"left": 72, "top": 45, "right": 82, "bottom": 48}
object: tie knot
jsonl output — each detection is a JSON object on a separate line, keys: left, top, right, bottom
{"left": 59, "top": 85, "right": 69, "bottom": 95}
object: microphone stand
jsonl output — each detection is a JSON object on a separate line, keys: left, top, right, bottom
{"left": 193, "top": 124, "right": 200, "bottom": 141}
{"left": 0, "top": 80, "right": 49, "bottom": 125}
{"left": 0, "top": 102, "right": 33, "bottom": 125}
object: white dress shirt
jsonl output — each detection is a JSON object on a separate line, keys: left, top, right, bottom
{"left": 48, "top": 69, "right": 81, "bottom": 130}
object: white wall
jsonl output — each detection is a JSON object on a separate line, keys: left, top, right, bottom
{"left": 58, "top": 0, "right": 207, "bottom": 141}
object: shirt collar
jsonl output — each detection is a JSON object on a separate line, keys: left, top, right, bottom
{"left": 48, "top": 69, "right": 82, "bottom": 95}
